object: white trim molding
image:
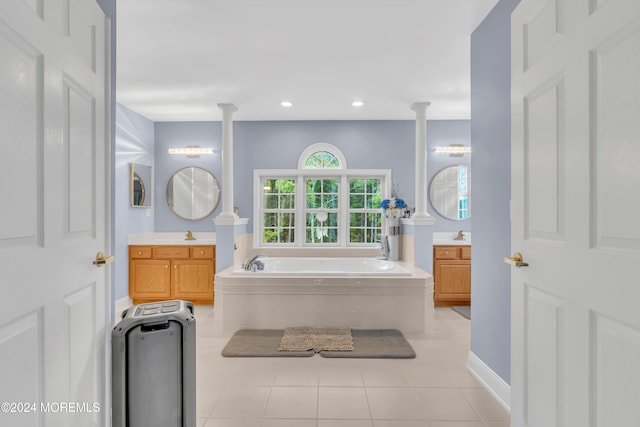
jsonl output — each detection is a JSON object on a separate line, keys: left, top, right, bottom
{"left": 115, "top": 296, "right": 132, "bottom": 323}
{"left": 466, "top": 351, "right": 511, "bottom": 413}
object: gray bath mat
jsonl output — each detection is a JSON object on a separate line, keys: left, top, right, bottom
{"left": 319, "top": 329, "right": 415, "bottom": 359}
{"left": 221, "top": 329, "right": 314, "bottom": 357}
{"left": 221, "top": 328, "right": 415, "bottom": 358}
{"left": 452, "top": 306, "right": 471, "bottom": 319}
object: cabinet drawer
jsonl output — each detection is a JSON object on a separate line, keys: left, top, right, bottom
{"left": 153, "top": 246, "right": 190, "bottom": 259}
{"left": 460, "top": 246, "right": 471, "bottom": 260}
{"left": 435, "top": 247, "right": 459, "bottom": 259}
{"left": 191, "top": 246, "right": 214, "bottom": 259}
{"left": 130, "top": 246, "right": 152, "bottom": 259}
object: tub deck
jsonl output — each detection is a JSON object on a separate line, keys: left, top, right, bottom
{"left": 215, "top": 261, "right": 433, "bottom": 335}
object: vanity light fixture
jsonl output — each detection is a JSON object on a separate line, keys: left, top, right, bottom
{"left": 433, "top": 144, "right": 471, "bottom": 157}
{"left": 352, "top": 101, "right": 364, "bottom": 107}
{"left": 168, "top": 146, "right": 215, "bottom": 158}
{"left": 280, "top": 101, "right": 293, "bottom": 107}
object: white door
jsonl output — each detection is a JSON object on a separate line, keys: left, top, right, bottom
{"left": 511, "top": 0, "right": 640, "bottom": 425}
{"left": 0, "top": 1, "right": 110, "bottom": 427}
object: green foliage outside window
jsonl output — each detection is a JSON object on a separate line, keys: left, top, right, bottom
{"left": 304, "top": 151, "right": 341, "bottom": 169}
{"left": 259, "top": 174, "right": 385, "bottom": 246}
{"left": 348, "top": 178, "right": 382, "bottom": 243}
{"left": 262, "top": 178, "right": 296, "bottom": 243}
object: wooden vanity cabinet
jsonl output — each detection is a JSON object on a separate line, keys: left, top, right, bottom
{"left": 433, "top": 245, "right": 471, "bottom": 307}
{"left": 129, "top": 245, "right": 215, "bottom": 305}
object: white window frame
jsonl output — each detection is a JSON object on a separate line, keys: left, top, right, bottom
{"left": 253, "top": 169, "right": 391, "bottom": 248}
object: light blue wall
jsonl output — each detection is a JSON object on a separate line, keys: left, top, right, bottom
{"left": 114, "top": 103, "right": 155, "bottom": 302}
{"left": 153, "top": 120, "right": 471, "bottom": 232}
{"left": 470, "top": 0, "right": 521, "bottom": 384}
{"left": 154, "top": 122, "right": 223, "bottom": 232}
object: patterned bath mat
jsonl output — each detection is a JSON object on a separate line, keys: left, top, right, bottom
{"left": 278, "top": 327, "right": 354, "bottom": 352}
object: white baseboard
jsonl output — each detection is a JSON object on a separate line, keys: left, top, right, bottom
{"left": 466, "top": 351, "right": 511, "bottom": 412}
{"left": 115, "top": 296, "right": 132, "bottom": 317}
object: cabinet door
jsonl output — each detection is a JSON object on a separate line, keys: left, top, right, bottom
{"left": 435, "top": 261, "right": 471, "bottom": 301}
{"left": 130, "top": 259, "right": 171, "bottom": 300}
{"left": 172, "top": 260, "right": 214, "bottom": 303}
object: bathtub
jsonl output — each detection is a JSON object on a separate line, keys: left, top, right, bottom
{"left": 234, "top": 256, "right": 412, "bottom": 276}
{"left": 215, "top": 257, "right": 433, "bottom": 335}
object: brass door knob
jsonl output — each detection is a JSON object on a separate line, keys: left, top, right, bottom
{"left": 93, "top": 251, "right": 115, "bottom": 267}
{"left": 504, "top": 252, "right": 529, "bottom": 268}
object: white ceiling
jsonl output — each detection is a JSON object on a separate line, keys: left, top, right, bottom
{"left": 116, "top": 0, "right": 499, "bottom": 122}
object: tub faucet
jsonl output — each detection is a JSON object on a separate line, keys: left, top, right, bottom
{"left": 243, "top": 255, "right": 265, "bottom": 271}
{"left": 377, "top": 236, "right": 389, "bottom": 260}
{"left": 454, "top": 230, "right": 465, "bottom": 241}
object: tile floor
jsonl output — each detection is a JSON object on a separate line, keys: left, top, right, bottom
{"left": 193, "top": 306, "right": 510, "bottom": 427}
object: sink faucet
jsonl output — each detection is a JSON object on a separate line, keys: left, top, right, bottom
{"left": 377, "top": 235, "right": 389, "bottom": 260}
{"left": 185, "top": 230, "right": 196, "bottom": 240}
{"left": 454, "top": 230, "right": 465, "bottom": 241}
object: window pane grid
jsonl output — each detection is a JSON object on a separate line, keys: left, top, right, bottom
{"left": 305, "top": 178, "right": 339, "bottom": 244}
{"left": 305, "top": 151, "right": 341, "bottom": 169}
{"left": 263, "top": 178, "right": 296, "bottom": 244}
{"left": 257, "top": 173, "right": 387, "bottom": 247}
{"left": 348, "top": 178, "right": 382, "bottom": 244}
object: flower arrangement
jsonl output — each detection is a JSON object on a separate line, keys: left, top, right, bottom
{"left": 381, "top": 197, "right": 406, "bottom": 219}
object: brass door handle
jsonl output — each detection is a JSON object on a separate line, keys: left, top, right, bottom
{"left": 93, "top": 251, "right": 115, "bottom": 267}
{"left": 504, "top": 252, "right": 529, "bottom": 268}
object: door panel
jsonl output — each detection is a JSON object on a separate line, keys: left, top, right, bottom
{"left": 511, "top": 0, "right": 640, "bottom": 425}
{"left": 65, "top": 78, "right": 95, "bottom": 237}
{"left": 525, "top": 78, "right": 565, "bottom": 241}
{"left": 524, "top": 285, "right": 563, "bottom": 427}
{"left": 0, "top": 22, "right": 41, "bottom": 248}
{"left": 592, "top": 23, "right": 640, "bottom": 251}
{"left": 592, "top": 314, "right": 640, "bottom": 425}
{"left": 0, "top": 1, "right": 109, "bottom": 426}
{"left": 0, "top": 311, "right": 43, "bottom": 427}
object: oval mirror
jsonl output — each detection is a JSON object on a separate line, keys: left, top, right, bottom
{"left": 429, "top": 165, "right": 470, "bottom": 220}
{"left": 166, "top": 166, "right": 221, "bottom": 220}
{"left": 130, "top": 162, "right": 152, "bottom": 207}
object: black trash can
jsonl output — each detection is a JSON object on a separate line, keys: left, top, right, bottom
{"left": 112, "top": 300, "right": 196, "bottom": 427}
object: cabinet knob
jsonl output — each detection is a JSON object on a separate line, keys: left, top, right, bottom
{"left": 165, "top": 265, "right": 168, "bottom": 269}
{"left": 444, "top": 251, "right": 449, "bottom": 255}
{"left": 174, "top": 265, "right": 177, "bottom": 269}
{"left": 201, "top": 250, "right": 204, "bottom": 255}
{"left": 138, "top": 251, "right": 142, "bottom": 255}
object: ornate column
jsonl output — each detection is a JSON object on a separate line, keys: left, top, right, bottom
{"left": 217, "top": 103, "right": 238, "bottom": 218}
{"left": 408, "top": 102, "right": 436, "bottom": 276}
{"left": 410, "top": 102, "right": 431, "bottom": 219}
{"left": 215, "top": 103, "right": 249, "bottom": 275}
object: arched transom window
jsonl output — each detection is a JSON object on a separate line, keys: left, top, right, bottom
{"left": 298, "top": 143, "right": 347, "bottom": 169}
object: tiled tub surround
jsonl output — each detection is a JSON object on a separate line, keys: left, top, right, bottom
{"left": 215, "top": 260, "right": 433, "bottom": 335}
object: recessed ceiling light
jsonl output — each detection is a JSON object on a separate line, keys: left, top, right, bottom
{"left": 352, "top": 101, "right": 364, "bottom": 107}
{"left": 280, "top": 101, "right": 293, "bottom": 107}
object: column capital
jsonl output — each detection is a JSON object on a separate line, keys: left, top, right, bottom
{"left": 217, "top": 103, "right": 238, "bottom": 113}
{"left": 410, "top": 102, "right": 431, "bottom": 116}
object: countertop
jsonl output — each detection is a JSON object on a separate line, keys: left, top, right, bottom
{"left": 128, "top": 232, "right": 216, "bottom": 245}
{"left": 432, "top": 231, "right": 471, "bottom": 246}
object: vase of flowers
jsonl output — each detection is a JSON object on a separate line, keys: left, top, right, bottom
{"left": 381, "top": 197, "right": 405, "bottom": 260}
